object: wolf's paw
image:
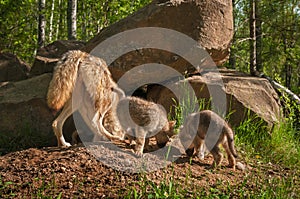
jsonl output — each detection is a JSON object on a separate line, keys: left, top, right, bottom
{"left": 198, "top": 152, "right": 205, "bottom": 160}
{"left": 58, "top": 141, "right": 71, "bottom": 147}
{"left": 65, "top": 142, "right": 72, "bottom": 147}
{"left": 134, "top": 151, "right": 143, "bottom": 157}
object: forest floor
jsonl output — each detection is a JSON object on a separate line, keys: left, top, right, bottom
{"left": 0, "top": 143, "right": 299, "bottom": 198}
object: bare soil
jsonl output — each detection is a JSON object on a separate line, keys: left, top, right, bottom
{"left": 0, "top": 143, "right": 298, "bottom": 198}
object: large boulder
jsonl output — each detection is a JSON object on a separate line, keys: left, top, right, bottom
{"left": 83, "top": 0, "right": 233, "bottom": 90}
{"left": 0, "top": 52, "right": 29, "bottom": 82}
{"left": 0, "top": 74, "right": 56, "bottom": 152}
{"left": 147, "top": 69, "right": 282, "bottom": 127}
{"left": 30, "top": 40, "right": 86, "bottom": 77}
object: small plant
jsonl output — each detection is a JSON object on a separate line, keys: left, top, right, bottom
{"left": 0, "top": 175, "right": 16, "bottom": 197}
{"left": 125, "top": 165, "right": 188, "bottom": 198}
{"left": 168, "top": 84, "right": 211, "bottom": 132}
{"left": 28, "top": 176, "right": 62, "bottom": 199}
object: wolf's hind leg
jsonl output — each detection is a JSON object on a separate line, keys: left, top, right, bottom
{"left": 222, "top": 140, "right": 236, "bottom": 170}
{"left": 52, "top": 99, "right": 73, "bottom": 147}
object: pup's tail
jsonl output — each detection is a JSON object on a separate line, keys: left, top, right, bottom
{"left": 225, "top": 125, "right": 238, "bottom": 158}
{"left": 47, "top": 50, "right": 87, "bottom": 110}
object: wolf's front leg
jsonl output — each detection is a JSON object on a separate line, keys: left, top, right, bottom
{"left": 134, "top": 129, "right": 147, "bottom": 156}
{"left": 195, "top": 139, "right": 206, "bottom": 160}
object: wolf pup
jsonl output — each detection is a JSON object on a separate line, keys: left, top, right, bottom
{"left": 47, "top": 50, "right": 124, "bottom": 147}
{"left": 116, "top": 96, "right": 176, "bottom": 156}
{"left": 180, "top": 110, "right": 238, "bottom": 170}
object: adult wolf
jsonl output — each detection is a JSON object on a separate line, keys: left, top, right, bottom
{"left": 47, "top": 50, "right": 124, "bottom": 147}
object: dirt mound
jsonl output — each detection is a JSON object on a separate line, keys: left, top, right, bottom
{"left": 0, "top": 145, "right": 247, "bottom": 198}
{"left": 1, "top": 144, "right": 296, "bottom": 198}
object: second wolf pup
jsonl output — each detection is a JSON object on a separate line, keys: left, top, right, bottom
{"left": 180, "top": 110, "right": 238, "bottom": 170}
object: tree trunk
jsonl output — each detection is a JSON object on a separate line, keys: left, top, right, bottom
{"left": 229, "top": 0, "right": 236, "bottom": 69}
{"left": 49, "top": 0, "right": 55, "bottom": 41}
{"left": 255, "top": 0, "right": 262, "bottom": 72}
{"left": 81, "top": 1, "right": 87, "bottom": 41}
{"left": 249, "top": 0, "right": 257, "bottom": 75}
{"left": 283, "top": 31, "right": 292, "bottom": 89}
{"left": 67, "top": 0, "right": 77, "bottom": 40}
{"left": 56, "top": 0, "right": 59, "bottom": 40}
{"left": 38, "top": 0, "right": 46, "bottom": 48}
{"left": 298, "top": 62, "right": 300, "bottom": 91}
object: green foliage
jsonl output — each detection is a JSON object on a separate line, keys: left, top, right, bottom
{"left": 227, "top": 0, "right": 300, "bottom": 93}
{"left": 0, "top": 0, "right": 38, "bottom": 62}
{"left": 234, "top": 111, "right": 270, "bottom": 159}
{"left": 194, "top": 173, "right": 298, "bottom": 198}
{"left": 1, "top": 0, "right": 299, "bottom": 94}
{"left": 0, "top": 0, "right": 151, "bottom": 64}
{"left": 168, "top": 82, "right": 211, "bottom": 131}
{"left": 167, "top": 91, "right": 299, "bottom": 197}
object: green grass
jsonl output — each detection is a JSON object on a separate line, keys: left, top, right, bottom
{"left": 0, "top": 174, "right": 63, "bottom": 199}
{"left": 125, "top": 167, "right": 190, "bottom": 199}
{"left": 0, "top": 176, "right": 15, "bottom": 198}
{"left": 234, "top": 109, "right": 300, "bottom": 169}
{"left": 127, "top": 97, "right": 300, "bottom": 198}
{"left": 169, "top": 96, "right": 210, "bottom": 132}
{"left": 125, "top": 157, "right": 299, "bottom": 198}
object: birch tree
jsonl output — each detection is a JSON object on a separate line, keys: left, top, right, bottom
{"left": 49, "top": 0, "right": 55, "bottom": 41}
{"left": 38, "top": 0, "right": 46, "bottom": 47}
{"left": 67, "top": 0, "right": 77, "bottom": 40}
{"left": 249, "top": 0, "right": 257, "bottom": 75}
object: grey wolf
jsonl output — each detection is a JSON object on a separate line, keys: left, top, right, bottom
{"left": 47, "top": 50, "right": 124, "bottom": 146}
{"left": 180, "top": 110, "right": 238, "bottom": 170}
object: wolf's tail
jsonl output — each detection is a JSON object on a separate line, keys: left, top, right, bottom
{"left": 225, "top": 125, "right": 238, "bottom": 158}
{"left": 47, "top": 50, "right": 87, "bottom": 110}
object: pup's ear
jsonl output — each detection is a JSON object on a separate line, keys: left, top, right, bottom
{"left": 169, "top": 120, "right": 176, "bottom": 128}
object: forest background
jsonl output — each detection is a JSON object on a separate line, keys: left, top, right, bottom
{"left": 0, "top": 0, "right": 299, "bottom": 94}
